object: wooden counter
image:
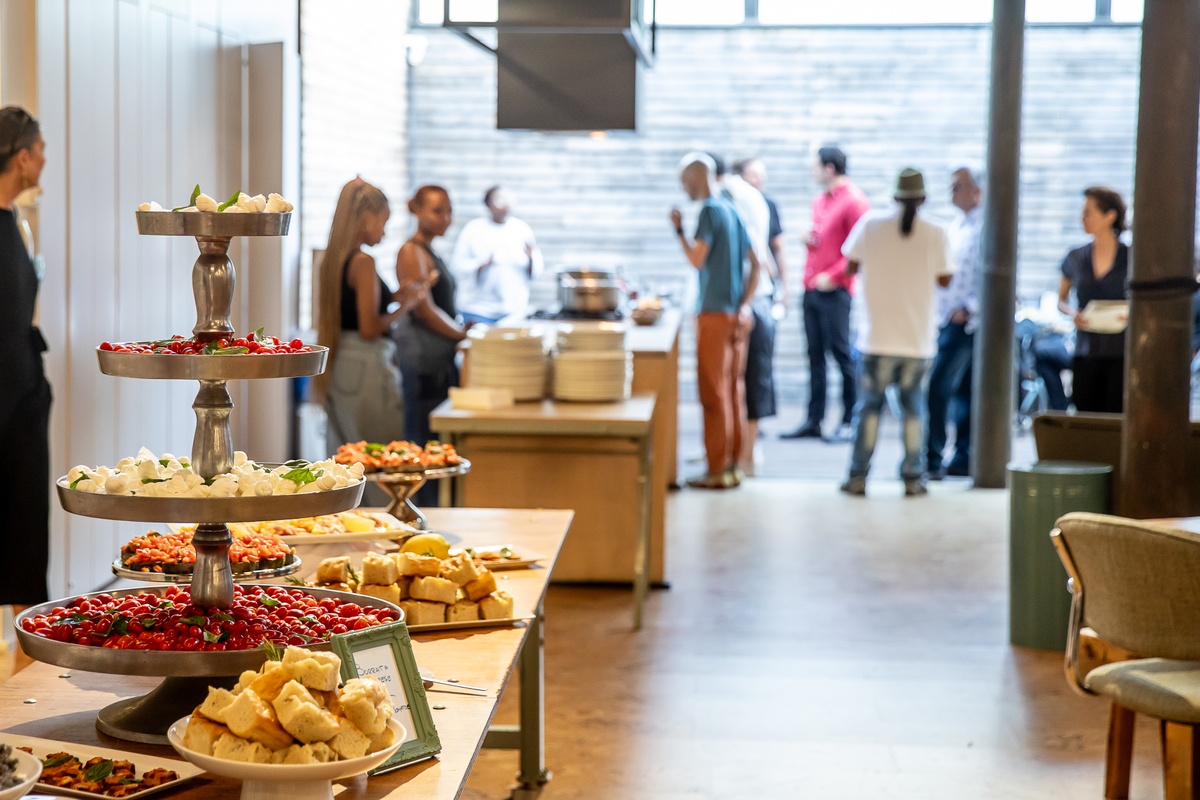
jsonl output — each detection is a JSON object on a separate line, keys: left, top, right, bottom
{"left": 432, "top": 395, "right": 654, "bottom": 627}
{"left": 463, "top": 308, "right": 681, "bottom": 583}
{"left": 0, "top": 507, "right": 572, "bottom": 800}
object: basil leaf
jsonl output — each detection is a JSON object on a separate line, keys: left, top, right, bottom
{"left": 283, "top": 459, "right": 308, "bottom": 468}
{"left": 202, "top": 630, "right": 220, "bottom": 644}
{"left": 206, "top": 345, "right": 249, "bottom": 355}
{"left": 69, "top": 474, "right": 92, "bottom": 490}
{"left": 281, "top": 466, "right": 321, "bottom": 486}
{"left": 214, "top": 612, "right": 234, "bottom": 622}
{"left": 217, "top": 188, "right": 241, "bottom": 212}
{"left": 111, "top": 617, "right": 128, "bottom": 636}
{"left": 139, "top": 616, "right": 157, "bottom": 629}
{"left": 180, "top": 615, "right": 207, "bottom": 626}
{"left": 148, "top": 531, "right": 162, "bottom": 538}
{"left": 188, "top": 183, "right": 201, "bottom": 207}
{"left": 141, "top": 477, "right": 166, "bottom": 485}
{"left": 42, "top": 754, "right": 75, "bottom": 768}
{"left": 254, "top": 326, "right": 266, "bottom": 342}
{"left": 298, "top": 615, "right": 319, "bottom": 625}
{"left": 84, "top": 759, "right": 114, "bottom": 782}
{"left": 118, "top": 778, "right": 141, "bottom": 785}
{"left": 54, "top": 613, "right": 87, "bottom": 626}
{"left": 159, "top": 599, "right": 175, "bottom": 608}
{"left": 258, "top": 593, "right": 281, "bottom": 607}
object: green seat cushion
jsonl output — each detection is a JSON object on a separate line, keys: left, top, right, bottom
{"left": 1087, "top": 659, "right": 1200, "bottom": 723}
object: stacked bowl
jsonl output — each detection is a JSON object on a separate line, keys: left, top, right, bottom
{"left": 552, "top": 322, "right": 632, "bottom": 402}
{"left": 465, "top": 326, "right": 547, "bottom": 401}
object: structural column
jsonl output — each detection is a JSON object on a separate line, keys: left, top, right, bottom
{"left": 972, "top": 0, "right": 1025, "bottom": 488}
{"left": 1119, "top": 0, "right": 1200, "bottom": 518}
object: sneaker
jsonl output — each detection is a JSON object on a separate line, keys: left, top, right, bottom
{"left": 687, "top": 472, "right": 736, "bottom": 490}
{"left": 824, "top": 422, "right": 855, "bottom": 443}
{"left": 839, "top": 476, "right": 867, "bottom": 496}
{"left": 926, "top": 466, "right": 947, "bottom": 481}
{"left": 904, "top": 479, "right": 929, "bottom": 497}
{"left": 781, "top": 423, "right": 822, "bottom": 440}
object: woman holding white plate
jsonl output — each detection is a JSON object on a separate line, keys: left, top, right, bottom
{"left": 1057, "top": 185, "right": 1129, "bottom": 413}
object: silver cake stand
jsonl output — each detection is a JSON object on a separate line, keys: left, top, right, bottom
{"left": 20, "top": 210, "right": 375, "bottom": 743}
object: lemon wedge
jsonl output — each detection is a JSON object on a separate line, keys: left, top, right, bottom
{"left": 400, "top": 532, "right": 451, "bottom": 559}
{"left": 337, "top": 511, "right": 377, "bottom": 533}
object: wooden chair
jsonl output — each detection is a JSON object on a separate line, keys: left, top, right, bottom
{"left": 1053, "top": 512, "right": 1200, "bottom": 799}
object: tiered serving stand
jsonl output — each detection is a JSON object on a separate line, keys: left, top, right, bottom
{"left": 364, "top": 460, "right": 470, "bottom": 529}
{"left": 15, "top": 211, "right": 390, "bottom": 745}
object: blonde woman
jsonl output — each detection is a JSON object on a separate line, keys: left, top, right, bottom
{"left": 316, "top": 178, "right": 428, "bottom": 454}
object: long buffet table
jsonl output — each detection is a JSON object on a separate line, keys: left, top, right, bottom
{"left": 0, "top": 507, "right": 573, "bottom": 800}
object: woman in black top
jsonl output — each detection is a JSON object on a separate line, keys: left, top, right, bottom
{"left": 315, "top": 178, "right": 428, "bottom": 457}
{"left": 1057, "top": 186, "right": 1129, "bottom": 413}
{"left": 394, "top": 186, "right": 468, "bottom": 451}
{"left": 0, "top": 106, "right": 50, "bottom": 610}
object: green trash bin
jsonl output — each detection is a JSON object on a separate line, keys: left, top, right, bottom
{"left": 1008, "top": 460, "right": 1112, "bottom": 650}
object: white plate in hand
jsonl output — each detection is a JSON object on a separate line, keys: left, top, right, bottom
{"left": 1080, "top": 300, "right": 1128, "bottom": 334}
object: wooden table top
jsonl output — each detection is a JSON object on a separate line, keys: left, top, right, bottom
{"left": 0, "top": 507, "right": 573, "bottom": 800}
{"left": 431, "top": 393, "right": 655, "bottom": 438}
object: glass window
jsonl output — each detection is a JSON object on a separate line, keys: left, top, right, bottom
{"left": 1110, "top": 0, "right": 1144, "bottom": 23}
{"left": 418, "top": 0, "right": 498, "bottom": 25}
{"left": 654, "top": 0, "right": 744, "bottom": 26}
{"left": 758, "top": 0, "right": 991, "bottom": 25}
{"left": 1025, "top": 0, "right": 1094, "bottom": 23}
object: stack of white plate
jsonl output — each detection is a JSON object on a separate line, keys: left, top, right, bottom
{"left": 552, "top": 351, "right": 632, "bottom": 402}
{"left": 466, "top": 326, "right": 547, "bottom": 401}
{"left": 555, "top": 321, "right": 628, "bottom": 353}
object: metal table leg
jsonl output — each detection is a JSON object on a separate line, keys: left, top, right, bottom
{"left": 483, "top": 607, "right": 551, "bottom": 798}
{"left": 633, "top": 433, "right": 652, "bottom": 630}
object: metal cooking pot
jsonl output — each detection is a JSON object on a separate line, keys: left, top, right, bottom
{"left": 557, "top": 269, "right": 625, "bottom": 313}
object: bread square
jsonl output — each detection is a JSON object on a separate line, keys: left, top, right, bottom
{"left": 357, "top": 582, "right": 401, "bottom": 605}
{"left": 273, "top": 679, "right": 340, "bottom": 743}
{"left": 221, "top": 689, "right": 293, "bottom": 751}
{"left": 479, "top": 591, "right": 515, "bottom": 621}
{"left": 326, "top": 716, "right": 371, "bottom": 760}
{"left": 446, "top": 599, "right": 480, "bottom": 622}
{"left": 247, "top": 660, "right": 291, "bottom": 703}
{"left": 361, "top": 552, "right": 400, "bottom": 585}
{"left": 183, "top": 712, "right": 230, "bottom": 756}
{"left": 410, "top": 575, "right": 458, "bottom": 605}
{"left": 339, "top": 677, "right": 393, "bottom": 735}
{"left": 315, "top": 556, "right": 352, "bottom": 584}
{"left": 440, "top": 553, "right": 480, "bottom": 585}
{"left": 197, "top": 687, "right": 238, "bottom": 724}
{"left": 393, "top": 552, "right": 442, "bottom": 577}
{"left": 399, "top": 599, "right": 446, "bottom": 626}
{"left": 213, "top": 732, "right": 275, "bottom": 763}
{"left": 281, "top": 646, "right": 342, "bottom": 692}
{"left": 395, "top": 576, "right": 412, "bottom": 600}
{"left": 463, "top": 570, "right": 498, "bottom": 602}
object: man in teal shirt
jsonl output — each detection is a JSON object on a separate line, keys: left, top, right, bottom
{"left": 670, "top": 153, "right": 761, "bottom": 489}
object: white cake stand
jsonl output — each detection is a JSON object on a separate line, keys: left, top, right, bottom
{"left": 167, "top": 716, "right": 405, "bottom": 800}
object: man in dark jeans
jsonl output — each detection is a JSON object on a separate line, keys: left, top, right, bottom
{"left": 925, "top": 167, "right": 983, "bottom": 479}
{"left": 782, "top": 146, "right": 869, "bottom": 441}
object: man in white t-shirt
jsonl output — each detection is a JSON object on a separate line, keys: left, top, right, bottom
{"left": 838, "top": 168, "right": 955, "bottom": 498}
{"left": 450, "top": 186, "right": 543, "bottom": 323}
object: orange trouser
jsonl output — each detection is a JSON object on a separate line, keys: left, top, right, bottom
{"left": 696, "top": 311, "right": 750, "bottom": 476}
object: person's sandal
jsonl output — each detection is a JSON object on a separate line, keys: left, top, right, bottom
{"left": 687, "top": 472, "right": 736, "bottom": 490}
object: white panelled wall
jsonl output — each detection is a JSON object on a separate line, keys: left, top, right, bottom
{"left": 15, "top": 0, "right": 299, "bottom": 596}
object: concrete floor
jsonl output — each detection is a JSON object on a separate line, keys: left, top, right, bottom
{"left": 460, "top": 409, "right": 1160, "bottom": 799}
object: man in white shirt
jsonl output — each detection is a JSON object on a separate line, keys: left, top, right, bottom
{"left": 451, "top": 186, "right": 543, "bottom": 323}
{"left": 925, "top": 167, "right": 983, "bottom": 480}
{"left": 839, "top": 169, "right": 955, "bottom": 497}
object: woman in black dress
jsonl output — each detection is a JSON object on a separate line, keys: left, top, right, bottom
{"left": 1057, "top": 185, "right": 1129, "bottom": 413}
{"left": 0, "top": 106, "right": 50, "bottom": 611}
{"left": 394, "top": 185, "right": 468, "bottom": 450}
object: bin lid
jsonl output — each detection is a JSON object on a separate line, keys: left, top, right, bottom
{"left": 1007, "top": 460, "right": 1113, "bottom": 475}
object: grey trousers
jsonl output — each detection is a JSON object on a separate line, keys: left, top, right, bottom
{"left": 324, "top": 332, "right": 406, "bottom": 453}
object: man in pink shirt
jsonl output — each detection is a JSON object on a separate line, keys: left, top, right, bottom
{"left": 781, "top": 146, "right": 870, "bottom": 442}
